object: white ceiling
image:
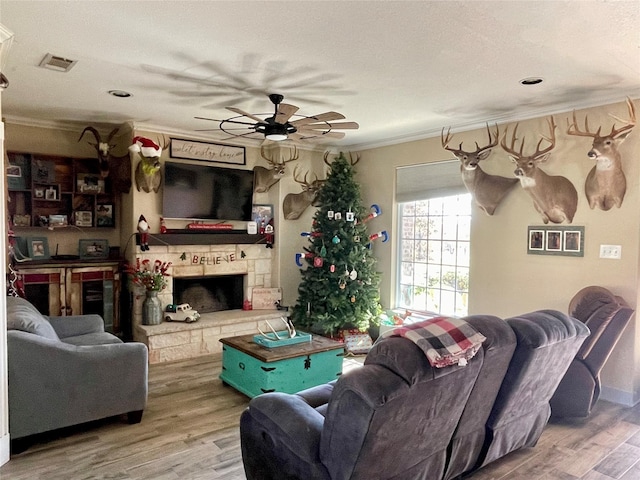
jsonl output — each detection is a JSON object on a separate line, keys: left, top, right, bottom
{"left": 1, "top": 1, "right": 639, "bottom": 150}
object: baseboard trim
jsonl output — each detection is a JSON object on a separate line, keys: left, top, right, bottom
{"left": 0, "top": 432, "right": 10, "bottom": 466}
{"left": 600, "top": 385, "right": 640, "bottom": 407}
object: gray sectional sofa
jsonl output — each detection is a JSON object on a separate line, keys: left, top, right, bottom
{"left": 6, "top": 295, "right": 148, "bottom": 443}
{"left": 240, "top": 309, "right": 589, "bottom": 480}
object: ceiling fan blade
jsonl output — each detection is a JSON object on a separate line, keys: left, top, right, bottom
{"left": 290, "top": 112, "right": 346, "bottom": 127}
{"left": 297, "top": 121, "right": 360, "bottom": 130}
{"left": 226, "top": 107, "right": 265, "bottom": 123}
{"left": 295, "top": 131, "right": 346, "bottom": 141}
{"left": 195, "top": 116, "right": 256, "bottom": 127}
{"left": 275, "top": 103, "right": 299, "bottom": 124}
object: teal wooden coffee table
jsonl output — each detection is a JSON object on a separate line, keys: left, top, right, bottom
{"left": 219, "top": 332, "right": 344, "bottom": 398}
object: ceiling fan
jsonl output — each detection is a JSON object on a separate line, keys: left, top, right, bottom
{"left": 195, "top": 93, "right": 359, "bottom": 142}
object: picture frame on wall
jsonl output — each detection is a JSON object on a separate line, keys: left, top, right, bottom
{"left": 27, "top": 237, "right": 50, "bottom": 260}
{"left": 74, "top": 211, "right": 93, "bottom": 227}
{"left": 527, "top": 225, "right": 585, "bottom": 257}
{"left": 79, "top": 239, "right": 110, "bottom": 259}
{"left": 252, "top": 204, "right": 273, "bottom": 231}
{"left": 96, "top": 203, "right": 114, "bottom": 227}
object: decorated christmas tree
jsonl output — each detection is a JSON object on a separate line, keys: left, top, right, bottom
{"left": 291, "top": 153, "right": 382, "bottom": 335}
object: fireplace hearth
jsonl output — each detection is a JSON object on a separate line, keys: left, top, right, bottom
{"left": 173, "top": 275, "right": 244, "bottom": 313}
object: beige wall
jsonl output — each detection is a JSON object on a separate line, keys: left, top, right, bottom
{"left": 357, "top": 99, "right": 640, "bottom": 404}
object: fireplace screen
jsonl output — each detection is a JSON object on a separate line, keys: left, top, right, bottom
{"left": 173, "top": 275, "right": 244, "bottom": 313}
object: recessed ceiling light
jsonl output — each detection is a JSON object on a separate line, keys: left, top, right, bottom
{"left": 108, "top": 90, "right": 132, "bottom": 98}
{"left": 520, "top": 77, "right": 544, "bottom": 86}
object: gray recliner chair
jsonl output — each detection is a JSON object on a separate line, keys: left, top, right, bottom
{"left": 550, "top": 286, "right": 635, "bottom": 418}
{"left": 6, "top": 295, "right": 148, "bottom": 444}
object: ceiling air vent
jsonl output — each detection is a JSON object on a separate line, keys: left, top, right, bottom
{"left": 39, "top": 53, "right": 77, "bottom": 72}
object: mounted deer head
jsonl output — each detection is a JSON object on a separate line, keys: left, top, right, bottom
{"left": 282, "top": 165, "right": 326, "bottom": 220}
{"left": 441, "top": 123, "right": 518, "bottom": 216}
{"left": 253, "top": 145, "right": 299, "bottom": 193}
{"left": 130, "top": 136, "right": 169, "bottom": 193}
{"left": 566, "top": 97, "right": 636, "bottom": 210}
{"left": 501, "top": 116, "right": 578, "bottom": 224}
{"left": 78, "top": 126, "right": 120, "bottom": 178}
{"left": 78, "top": 126, "right": 132, "bottom": 194}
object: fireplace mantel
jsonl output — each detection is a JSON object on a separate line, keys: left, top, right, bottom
{"left": 140, "top": 231, "right": 267, "bottom": 246}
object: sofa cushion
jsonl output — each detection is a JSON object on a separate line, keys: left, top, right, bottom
{"left": 6, "top": 296, "right": 59, "bottom": 341}
{"left": 61, "top": 332, "right": 123, "bottom": 346}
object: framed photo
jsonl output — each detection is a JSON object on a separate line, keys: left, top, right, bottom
{"left": 545, "top": 231, "right": 562, "bottom": 251}
{"left": 528, "top": 229, "right": 545, "bottom": 251}
{"left": 252, "top": 204, "right": 273, "bottom": 229}
{"left": 27, "top": 237, "right": 50, "bottom": 260}
{"left": 170, "top": 138, "right": 246, "bottom": 165}
{"left": 34, "top": 187, "right": 45, "bottom": 198}
{"left": 74, "top": 211, "right": 93, "bottom": 227}
{"left": 12, "top": 214, "right": 31, "bottom": 227}
{"left": 32, "top": 159, "right": 56, "bottom": 183}
{"left": 528, "top": 226, "right": 584, "bottom": 257}
{"left": 76, "top": 174, "right": 105, "bottom": 194}
{"left": 7, "top": 153, "right": 31, "bottom": 190}
{"left": 44, "top": 185, "right": 59, "bottom": 201}
{"left": 48, "top": 214, "right": 68, "bottom": 227}
{"left": 96, "top": 203, "right": 114, "bottom": 227}
{"left": 79, "top": 239, "right": 109, "bottom": 259}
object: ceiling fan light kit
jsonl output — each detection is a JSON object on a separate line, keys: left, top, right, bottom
{"left": 195, "top": 93, "right": 359, "bottom": 143}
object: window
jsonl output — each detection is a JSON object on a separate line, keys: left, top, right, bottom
{"left": 397, "top": 193, "right": 471, "bottom": 317}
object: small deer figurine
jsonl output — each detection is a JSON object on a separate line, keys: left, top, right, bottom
{"left": 253, "top": 145, "right": 299, "bottom": 193}
{"left": 501, "top": 116, "right": 578, "bottom": 224}
{"left": 282, "top": 165, "right": 326, "bottom": 220}
{"left": 566, "top": 97, "right": 636, "bottom": 211}
{"left": 441, "top": 123, "right": 518, "bottom": 216}
{"left": 129, "top": 136, "right": 169, "bottom": 193}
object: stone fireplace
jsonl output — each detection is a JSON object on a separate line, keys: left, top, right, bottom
{"left": 131, "top": 241, "right": 285, "bottom": 363}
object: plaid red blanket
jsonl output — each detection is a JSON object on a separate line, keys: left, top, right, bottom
{"left": 382, "top": 316, "right": 486, "bottom": 368}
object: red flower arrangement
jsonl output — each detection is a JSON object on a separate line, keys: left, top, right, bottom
{"left": 125, "top": 258, "right": 172, "bottom": 292}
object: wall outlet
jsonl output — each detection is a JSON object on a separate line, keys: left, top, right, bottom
{"left": 600, "top": 245, "right": 622, "bottom": 259}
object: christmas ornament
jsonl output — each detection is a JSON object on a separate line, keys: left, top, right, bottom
{"left": 328, "top": 210, "right": 334, "bottom": 219}
{"left": 334, "top": 212, "right": 342, "bottom": 220}
{"left": 332, "top": 235, "right": 340, "bottom": 244}
{"left": 330, "top": 264, "right": 336, "bottom": 272}
{"left": 295, "top": 252, "right": 314, "bottom": 267}
{"left": 346, "top": 209, "right": 355, "bottom": 222}
{"left": 320, "top": 243, "right": 327, "bottom": 257}
{"left": 351, "top": 296, "right": 356, "bottom": 303}
{"left": 314, "top": 257, "right": 324, "bottom": 268}
{"left": 361, "top": 204, "right": 382, "bottom": 223}
{"left": 349, "top": 269, "right": 358, "bottom": 280}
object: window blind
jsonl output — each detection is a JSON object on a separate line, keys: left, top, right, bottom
{"left": 395, "top": 159, "right": 466, "bottom": 203}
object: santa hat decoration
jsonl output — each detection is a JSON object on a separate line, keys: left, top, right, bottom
{"left": 129, "top": 136, "right": 162, "bottom": 158}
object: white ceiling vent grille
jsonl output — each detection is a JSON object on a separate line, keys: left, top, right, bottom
{"left": 39, "top": 53, "right": 77, "bottom": 72}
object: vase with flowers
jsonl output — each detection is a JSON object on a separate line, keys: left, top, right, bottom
{"left": 125, "top": 258, "right": 172, "bottom": 325}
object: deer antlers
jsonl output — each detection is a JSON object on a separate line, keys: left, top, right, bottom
{"left": 567, "top": 97, "right": 636, "bottom": 139}
{"left": 501, "top": 116, "right": 557, "bottom": 160}
{"left": 441, "top": 123, "right": 499, "bottom": 158}
{"left": 260, "top": 145, "right": 299, "bottom": 167}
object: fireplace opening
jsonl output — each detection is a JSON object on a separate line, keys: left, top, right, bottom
{"left": 173, "top": 275, "right": 244, "bottom": 313}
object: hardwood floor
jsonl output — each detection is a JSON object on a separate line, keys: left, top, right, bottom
{"left": 2, "top": 355, "right": 640, "bottom": 479}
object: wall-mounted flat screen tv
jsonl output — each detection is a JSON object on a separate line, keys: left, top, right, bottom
{"left": 162, "top": 161, "right": 254, "bottom": 221}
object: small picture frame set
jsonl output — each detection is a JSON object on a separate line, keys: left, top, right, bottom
{"left": 27, "top": 237, "right": 50, "bottom": 260}
{"left": 79, "top": 239, "right": 110, "bottom": 259}
{"left": 528, "top": 225, "right": 584, "bottom": 257}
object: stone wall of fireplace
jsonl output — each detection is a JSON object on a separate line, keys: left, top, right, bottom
{"left": 131, "top": 242, "right": 273, "bottom": 333}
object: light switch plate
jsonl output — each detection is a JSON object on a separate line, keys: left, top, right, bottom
{"left": 600, "top": 245, "right": 621, "bottom": 259}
